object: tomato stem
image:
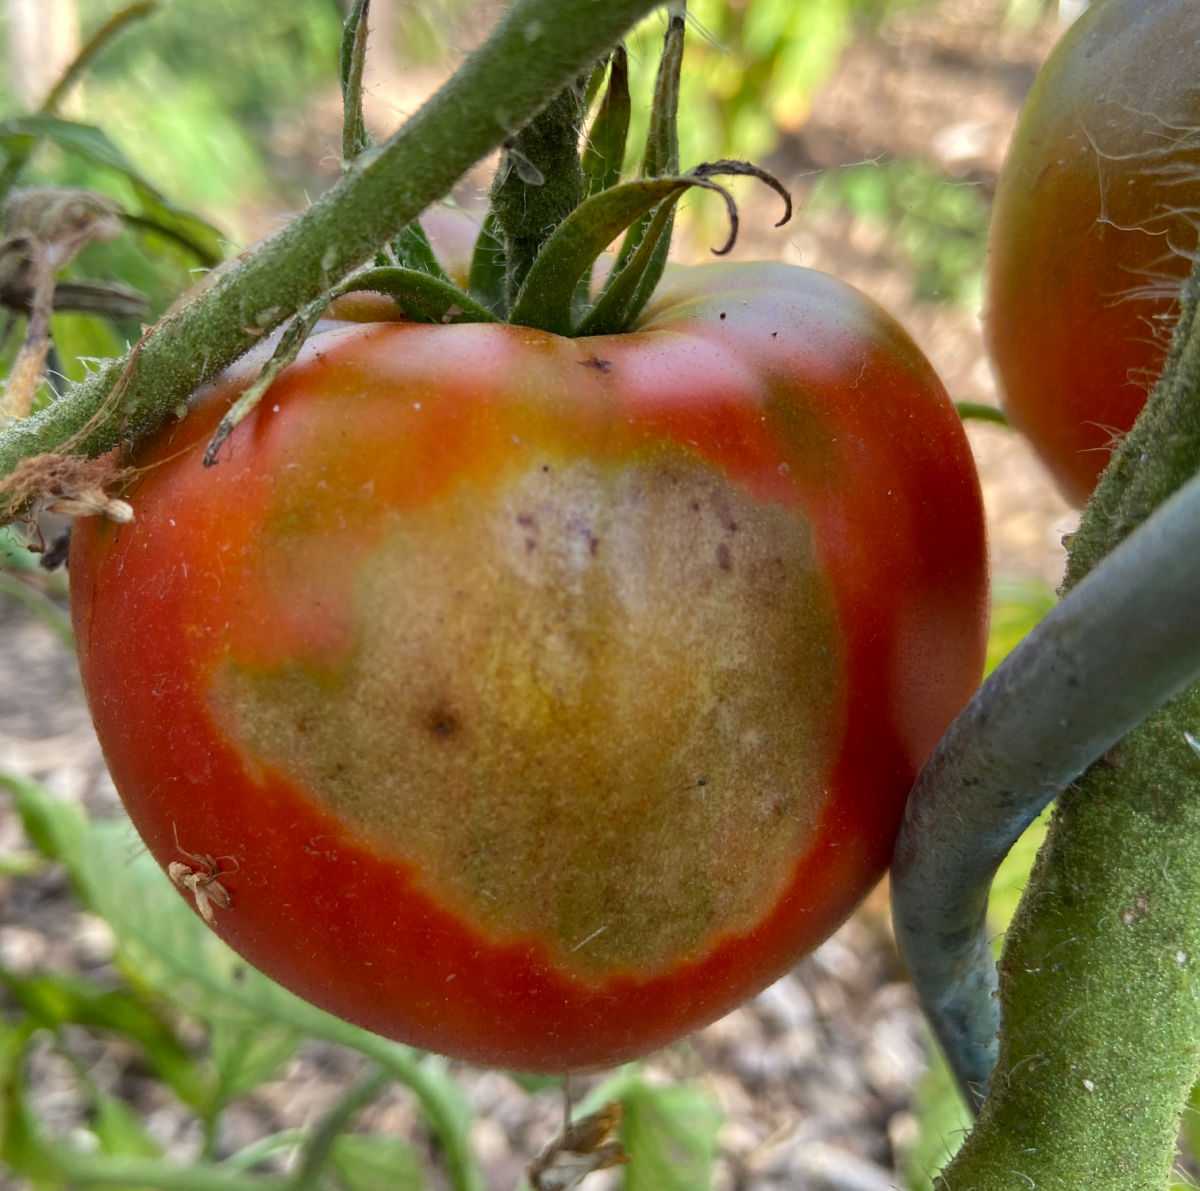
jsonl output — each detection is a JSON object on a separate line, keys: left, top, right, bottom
{"left": 898, "top": 268, "right": 1200, "bottom": 1187}
{"left": 489, "top": 80, "right": 588, "bottom": 308}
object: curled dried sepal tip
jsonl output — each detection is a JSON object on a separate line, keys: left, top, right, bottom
{"left": 528, "top": 1102, "right": 628, "bottom": 1191}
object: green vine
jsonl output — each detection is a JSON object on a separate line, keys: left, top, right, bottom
{"left": 938, "top": 281, "right": 1200, "bottom": 1187}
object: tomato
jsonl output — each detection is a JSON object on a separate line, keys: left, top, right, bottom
{"left": 69, "top": 261, "right": 987, "bottom": 1071}
{"left": 986, "top": 0, "right": 1200, "bottom": 506}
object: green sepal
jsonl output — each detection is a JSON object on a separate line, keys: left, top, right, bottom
{"left": 574, "top": 189, "right": 682, "bottom": 336}
{"left": 508, "top": 177, "right": 693, "bottom": 335}
{"left": 467, "top": 210, "right": 508, "bottom": 317}
{"left": 575, "top": 45, "right": 631, "bottom": 317}
{"left": 203, "top": 267, "right": 491, "bottom": 465}
{"left": 392, "top": 220, "right": 451, "bottom": 281}
{"left": 203, "top": 295, "right": 328, "bottom": 466}
{"left": 582, "top": 46, "right": 631, "bottom": 199}
{"left": 575, "top": 160, "right": 791, "bottom": 336}
{"left": 339, "top": 0, "right": 371, "bottom": 163}
{"left": 582, "top": 56, "right": 609, "bottom": 113}
{"left": 613, "top": 9, "right": 684, "bottom": 278}
{"left": 341, "top": 266, "right": 496, "bottom": 325}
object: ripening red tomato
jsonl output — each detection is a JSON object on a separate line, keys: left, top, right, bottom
{"left": 986, "top": 0, "right": 1200, "bottom": 506}
{"left": 70, "top": 261, "right": 988, "bottom": 1071}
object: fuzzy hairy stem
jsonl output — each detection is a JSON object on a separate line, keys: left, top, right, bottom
{"left": 0, "top": 0, "right": 665, "bottom": 518}
{"left": 490, "top": 81, "right": 588, "bottom": 306}
{"left": 933, "top": 277, "right": 1200, "bottom": 1187}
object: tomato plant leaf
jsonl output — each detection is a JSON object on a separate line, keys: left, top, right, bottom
{"left": 986, "top": 579, "right": 1056, "bottom": 676}
{"left": 901, "top": 1050, "right": 972, "bottom": 1190}
{"left": 0, "top": 970, "right": 207, "bottom": 1111}
{"left": 618, "top": 1080, "right": 721, "bottom": 1191}
{"left": 26, "top": 804, "right": 483, "bottom": 1191}
{"left": 87, "top": 1084, "right": 164, "bottom": 1161}
{"left": 330, "top": 1134, "right": 426, "bottom": 1191}
{"left": 0, "top": 116, "right": 224, "bottom": 266}
{"left": 207, "top": 1016, "right": 300, "bottom": 1109}
{"left": 0, "top": 1020, "right": 68, "bottom": 1187}
{"left": 1, "top": 773, "right": 86, "bottom": 867}
{"left": 340, "top": 0, "right": 371, "bottom": 164}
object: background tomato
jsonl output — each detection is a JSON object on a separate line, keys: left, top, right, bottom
{"left": 69, "top": 261, "right": 987, "bottom": 1071}
{"left": 985, "top": 0, "right": 1200, "bottom": 507}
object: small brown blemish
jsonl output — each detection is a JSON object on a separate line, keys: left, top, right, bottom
{"left": 426, "top": 706, "right": 461, "bottom": 739}
{"left": 719, "top": 311, "right": 727, "bottom": 320}
{"left": 579, "top": 356, "right": 613, "bottom": 373}
{"left": 516, "top": 512, "right": 538, "bottom": 530}
{"left": 716, "top": 542, "right": 733, "bottom": 572}
{"left": 689, "top": 500, "right": 701, "bottom": 512}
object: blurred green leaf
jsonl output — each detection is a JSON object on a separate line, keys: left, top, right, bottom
{"left": 626, "top": 0, "right": 932, "bottom": 170}
{"left": 208, "top": 1015, "right": 300, "bottom": 1108}
{"left": 0, "top": 970, "right": 208, "bottom": 1111}
{"left": 0, "top": 574, "right": 74, "bottom": 646}
{"left": 2, "top": 777, "right": 483, "bottom": 1191}
{"left": 1, "top": 773, "right": 87, "bottom": 866}
{"left": 1178, "top": 1081, "right": 1200, "bottom": 1179}
{"left": 0, "top": 114, "right": 224, "bottom": 266}
{"left": 0, "top": 1020, "right": 67, "bottom": 1188}
{"left": 88, "top": 1085, "right": 164, "bottom": 1162}
{"left": 331, "top": 1134, "right": 425, "bottom": 1190}
{"left": 812, "top": 159, "right": 990, "bottom": 306}
{"left": 987, "top": 578, "right": 1057, "bottom": 675}
{"left": 619, "top": 1080, "right": 721, "bottom": 1191}
{"left": 0, "top": 526, "right": 39, "bottom": 571}
{"left": 902, "top": 1049, "right": 972, "bottom": 1190}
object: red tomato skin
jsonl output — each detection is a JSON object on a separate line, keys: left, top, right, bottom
{"left": 70, "top": 262, "right": 987, "bottom": 1071}
{"left": 986, "top": 0, "right": 1200, "bottom": 506}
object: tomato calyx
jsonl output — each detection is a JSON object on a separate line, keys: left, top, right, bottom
{"left": 336, "top": 1, "right": 790, "bottom": 340}
{"left": 201, "top": 4, "right": 791, "bottom": 467}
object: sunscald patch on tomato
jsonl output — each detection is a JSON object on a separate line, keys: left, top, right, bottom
{"left": 208, "top": 453, "right": 842, "bottom": 981}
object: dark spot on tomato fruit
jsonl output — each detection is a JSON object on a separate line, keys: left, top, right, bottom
{"left": 716, "top": 542, "right": 733, "bottom": 571}
{"left": 426, "top": 707, "right": 461, "bottom": 739}
{"left": 579, "top": 356, "right": 613, "bottom": 373}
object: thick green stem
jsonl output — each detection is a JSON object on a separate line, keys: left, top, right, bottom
{"left": 938, "top": 280, "right": 1200, "bottom": 1186}
{"left": 490, "top": 82, "right": 587, "bottom": 306}
{"left": 0, "top": 0, "right": 665, "bottom": 518}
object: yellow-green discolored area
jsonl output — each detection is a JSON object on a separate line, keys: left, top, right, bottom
{"left": 212, "top": 456, "right": 843, "bottom": 980}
